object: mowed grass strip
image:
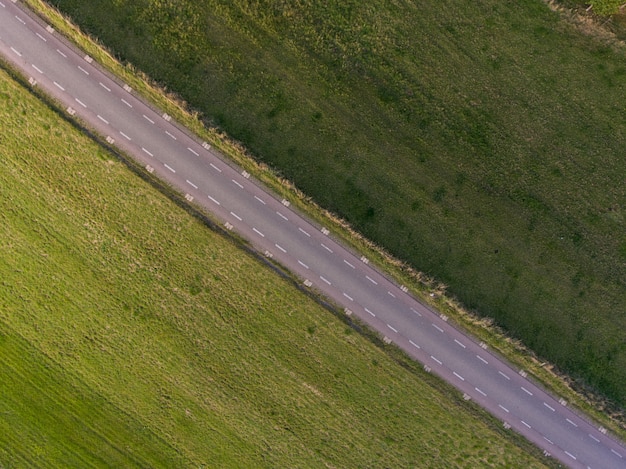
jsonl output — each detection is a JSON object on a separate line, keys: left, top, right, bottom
{"left": 44, "top": 0, "right": 626, "bottom": 407}
{"left": 0, "top": 69, "right": 550, "bottom": 466}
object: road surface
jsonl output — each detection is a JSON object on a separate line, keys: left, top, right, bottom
{"left": 1, "top": 2, "right": 625, "bottom": 467}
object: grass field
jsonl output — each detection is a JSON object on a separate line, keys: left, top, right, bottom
{"left": 42, "top": 0, "right": 626, "bottom": 408}
{"left": 0, "top": 64, "right": 553, "bottom": 467}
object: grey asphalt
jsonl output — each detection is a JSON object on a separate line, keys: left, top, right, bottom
{"left": 1, "top": 2, "right": 625, "bottom": 468}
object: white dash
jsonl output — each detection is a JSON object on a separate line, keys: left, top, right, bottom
{"left": 275, "top": 211, "right": 288, "bottom": 221}
{"left": 56, "top": 48, "right": 67, "bottom": 58}
{"left": 521, "top": 420, "right": 531, "bottom": 429}
{"left": 230, "top": 211, "right": 242, "bottom": 221}
{"left": 476, "top": 355, "right": 488, "bottom": 364}
{"left": 253, "top": 228, "right": 265, "bottom": 237}
{"left": 432, "top": 324, "right": 444, "bottom": 333}
{"left": 298, "top": 260, "right": 309, "bottom": 269}
{"left": 121, "top": 98, "right": 132, "bottom": 108}
{"left": 409, "top": 340, "right": 420, "bottom": 349}
{"left": 498, "top": 404, "right": 509, "bottom": 413}
{"left": 387, "top": 324, "right": 398, "bottom": 333}
{"left": 498, "top": 371, "right": 510, "bottom": 380}
{"left": 298, "top": 227, "right": 311, "bottom": 237}
{"left": 187, "top": 147, "right": 199, "bottom": 156}
{"left": 454, "top": 339, "right": 466, "bottom": 348}
{"left": 78, "top": 65, "right": 89, "bottom": 75}
{"left": 31, "top": 64, "right": 43, "bottom": 74}
{"left": 232, "top": 179, "right": 243, "bottom": 189}
{"left": 165, "top": 130, "right": 177, "bottom": 140}
{"left": 97, "top": 115, "right": 109, "bottom": 124}
{"left": 430, "top": 356, "right": 442, "bottom": 365}
{"left": 521, "top": 387, "right": 533, "bottom": 396}
{"left": 543, "top": 402, "right": 555, "bottom": 412}
{"left": 141, "top": 147, "right": 153, "bottom": 157}
{"left": 321, "top": 243, "right": 333, "bottom": 253}
{"left": 589, "top": 434, "right": 600, "bottom": 443}
{"left": 164, "top": 164, "right": 175, "bottom": 173}
{"left": 208, "top": 195, "right": 220, "bottom": 205}
{"left": 364, "top": 308, "right": 375, "bottom": 317}
{"left": 119, "top": 131, "right": 131, "bottom": 141}
{"left": 543, "top": 436, "right": 553, "bottom": 445}
{"left": 99, "top": 82, "right": 111, "bottom": 92}
{"left": 387, "top": 291, "right": 396, "bottom": 298}
{"left": 53, "top": 81, "right": 65, "bottom": 91}
{"left": 10, "top": 47, "right": 21, "bottom": 56}
{"left": 15, "top": 15, "right": 25, "bottom": 24}
{"left": 75, "top": 98, "right": 86, "bottom": 108}
{"left": 343, "top": 259, "right": 355, "bottom": 269}
{"left": 564, "top": 451, "right": 576, "bottom": 461}
{"left": 611, "top": 449, "right": 623, "bottom": 458}
{"left": 453, "top": 372, "right": 465, "bottom": 381}
{"left": 275, "top": 244, "right": 286, "bottom": 253}
{"left": 366, "top": 275, "right": 378, "bottom": 285}
{"left": 343, "top": 292, "right": 354, "bottom": 301}
{"left": 475, "top": 387, "right": 487, "bottom": 397}
{"left": 36, "top": 32, "right": 47, "bottom": 42}
{"left": 142, "top": 114, "right": 154, "bottom": 124}
{"left": 410, "top": 307, "right": 422, "bottom": 317}
{"left": 566, "top": 418, "right": 578, "bottom": 427}
{"left": 210, "top": 163, "right": 222, "bottom": 172}
{"left": 186, "top": 180, "right": 198, "bottom": 189}
{"left": 254, "top": 196, "right": 266, "bottom": 204}
{"left": 319, "top": 276, "right": 331, "bottom": 285}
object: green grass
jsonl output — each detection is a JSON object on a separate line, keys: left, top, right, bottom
{"left": 0, "top": 66, "right": 553, "bottom": 467}
{"left": 42, "top": 0, "right": 626, "bottom": 409}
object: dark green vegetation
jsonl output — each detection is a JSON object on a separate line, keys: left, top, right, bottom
{"left": 0, "top": 66, "right": 552, "bottom": 466}
{"left": 45, "top": 0, "right": 626, "bottom": 407}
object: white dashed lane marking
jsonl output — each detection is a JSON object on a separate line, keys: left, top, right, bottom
{"left": 409, "top": 340, "right": 420, "bottom": 349}
{"left": 543, "top": 402, "right": 555, "bottom": 412}
{"left": 210, "top": 163, "right": 222, "bottom": 173}
{"left": 36, "top": 32, "right": 46, "bottom": 42}
{"left": 97, "top": 115, "right": 109, "bottom": 124}
{"left": 498, "top": 371, "right": 510, "bottom": 380}
{"left": 430, "top": 356, "right": 442, "bottom": 365}
{"left": 74, "top": 98, "right": 86, "bottom": 108}
{"left": 31, "top": 64, "right": 43, "bottom": 74}
{"left": 611, "top": 449, "right": 623, "bottom": 458}
{"left": 566, "top": 418, "right": 578, "bottom": 427}
{"left": 454, "top": 339, "right": 466, "bottom": 348}
{"left": 254, "top": 196, "right": 266, "bottom": 205}
{"left": 208, "top": 195, "right": 220, "bottom": 205}
{"left": 232, "top": 179, "right": 243, "bottom": 189}
{"left": 410, "top": 307, "right": 422, "bottom": 317}
{"left": 119, "top": 131, "right": 131, "bottom": 141}
{"left": 298, "top": 227, "right": 311, "bottom": 237}
{"left": 121, "top": 98, "right": 132, "bottom": 108}
{"left": 53, "top": 81, "right": 65, "bottom": 91}
{"left": 476, "top": 355, "right": 488, "bottom": 365}
{"left": 10, "top": 46, "right": 21, "bottom": 56}
{"left": 564, "top": 451, "right": 576, "bottom": 461}
{"left": 230, "top": 211, "right": 242, "bottom": 221}
{"left": 252, "top": 228, "right": 264, "bottom": 237}
{"left": 141, "top": 147, "right": 153, "bottom": 157}
{"left": 453, "top": 372, "right": 465, "bottom": 381}
{"left": 343, "top": 292, "right": 354, "bottom": 301}
{"left": 498, "top": 404, "right": 509, "bottom": 413}
{"left": 432, "top": 324, "right": 444, "bottom": 333}
{"left": 521, "top": 386, "right": 533, "bottom": 396}
{"left": 387, "top": 324, "right": 398, "bottom": 333}
{"left": 365, "top": 308, "right": 375, "bottom": 317}
{"left": 78, "top": 65, "right": 89, "bottom": 75}
{"left": 589, "top": 434, "right": 600, "bottom": 443}
{"left": 99, "top": 82, "right": 111, "bottom": 92}
{"left": 319, "top": 276, "right": 331, "bottom": 285}
{"left": 165, "top": 130, "right": 177, "bottom": 140}
{"left": 276, "top": 211, "right": 288, "bottom": 221}
{"left": 164, "top": 164, "right": 175, "bottom": 173}
{"left": 366, "top": 275, "right": 378, "bottom": 285}
{"left": 521, "top": 420, "right": 531, "bottom": 429}
{"left": 298, "top": 260, "right": 309, "bottom": 269}
{"left": 186, "top": 180, "right": 198, "bottom": 189}
{"left": 15, "top": 15, "right": 25, "bottom": 24}
{"left": 343, "top": 259, "right": 355, "bottom": 269}
{"left": 56, "top": 48, "right": 66, "bottom": 58}
{"left": 143, "top": 114, "right": 154, "bottom": 124}
{"left": 475, "top": 387, "right": 487, "bottom": 397}
{"left": 187, "top": 147, "right": 199, "bottom": 156}
{"left": 275, "top": 244, "right": 286, "bottom": 253}
{"left": 321, "top": 243, "right": 333, "bottom": 253}
{"left": 387, "top": 291, "right": 396, "bottom": 298}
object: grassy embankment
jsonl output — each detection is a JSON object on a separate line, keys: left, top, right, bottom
{"left": 0, "top": 63, "right": 554, "bottom": 466}
{"left": 41, "top": 0, "right": 626, "bottom": 410}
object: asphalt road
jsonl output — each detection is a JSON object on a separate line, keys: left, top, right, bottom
{"left": 2, "top": 2, "right": 625, "bottom": 467}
